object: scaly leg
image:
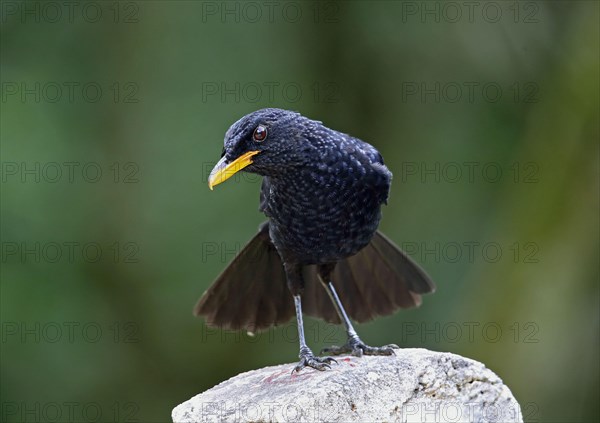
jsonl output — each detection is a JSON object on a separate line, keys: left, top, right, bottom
{"left": 292, "top": 295, "right": 337, "bottom": 372}
{"left": 319, "top": 277, "right": 398, "bottom": 357}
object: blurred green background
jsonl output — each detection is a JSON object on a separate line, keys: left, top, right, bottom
{"left": 1, "top": 1, "right": 598, "bottom": 422}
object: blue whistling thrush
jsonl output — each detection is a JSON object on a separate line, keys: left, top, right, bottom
{"left": 195, "top": 108, "right": 435, "bottom": 372}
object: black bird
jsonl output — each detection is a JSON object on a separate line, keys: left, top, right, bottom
{"left": 195, "top": 108, "right": 435, "bottom": 372}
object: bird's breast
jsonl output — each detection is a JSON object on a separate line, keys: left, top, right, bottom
{"left": 263, "top": 165, "right": 389, "bottom": 265}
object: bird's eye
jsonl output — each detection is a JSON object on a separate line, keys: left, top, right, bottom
{"left": 253, "top": 125, "right": 268, "bottom": 142}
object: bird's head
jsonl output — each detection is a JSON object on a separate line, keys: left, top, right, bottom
{"left": 208, "top": 108, "right": 321, "bottom": 189}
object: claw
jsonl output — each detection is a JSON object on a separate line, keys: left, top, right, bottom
{"left": 293, "top": 351, "right": 338, "bottom": 373}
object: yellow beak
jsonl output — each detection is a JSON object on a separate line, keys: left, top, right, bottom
{"left": 208, "top": 150, "right": 260, "bottom": 190}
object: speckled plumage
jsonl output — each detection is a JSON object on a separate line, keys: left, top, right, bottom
{"left": 196, "top": 108, "right": 435, "bottom": 371}
{"left": 240, "top": 110, "right": 391, "bottom": 264}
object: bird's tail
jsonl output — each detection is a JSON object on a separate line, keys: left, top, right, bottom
{"left": 193, "top": 223, "right": 294, "bottom": 332}
{"left": 194, "top": 225, "right": 435, "bottom": 331}
{"left": 302, "top": 231, "right": 436, "bottom": 324}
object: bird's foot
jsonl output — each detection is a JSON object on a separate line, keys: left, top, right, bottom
{"left": 321, "top": 336, "right": 398, "bottom": 357}
{"left": 293, "top": 348, "right": 337, "bottom": 373}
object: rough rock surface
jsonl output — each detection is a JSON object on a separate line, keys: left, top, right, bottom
{"left": 172, "top": 348, "right": 522, "bottom": 423}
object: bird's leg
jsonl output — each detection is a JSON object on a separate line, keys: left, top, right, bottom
{"left": 285, "top": 263, "right": 336, "bottom": 372}
{"left": 319, "top": 276, "right": 398, "bottom": 357}
{"left": 292, "top": 295, "right": 337, "bottom": 372}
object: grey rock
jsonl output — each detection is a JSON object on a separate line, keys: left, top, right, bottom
{"left": 172, "top": 348, "right": 522, "bottom": 423}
